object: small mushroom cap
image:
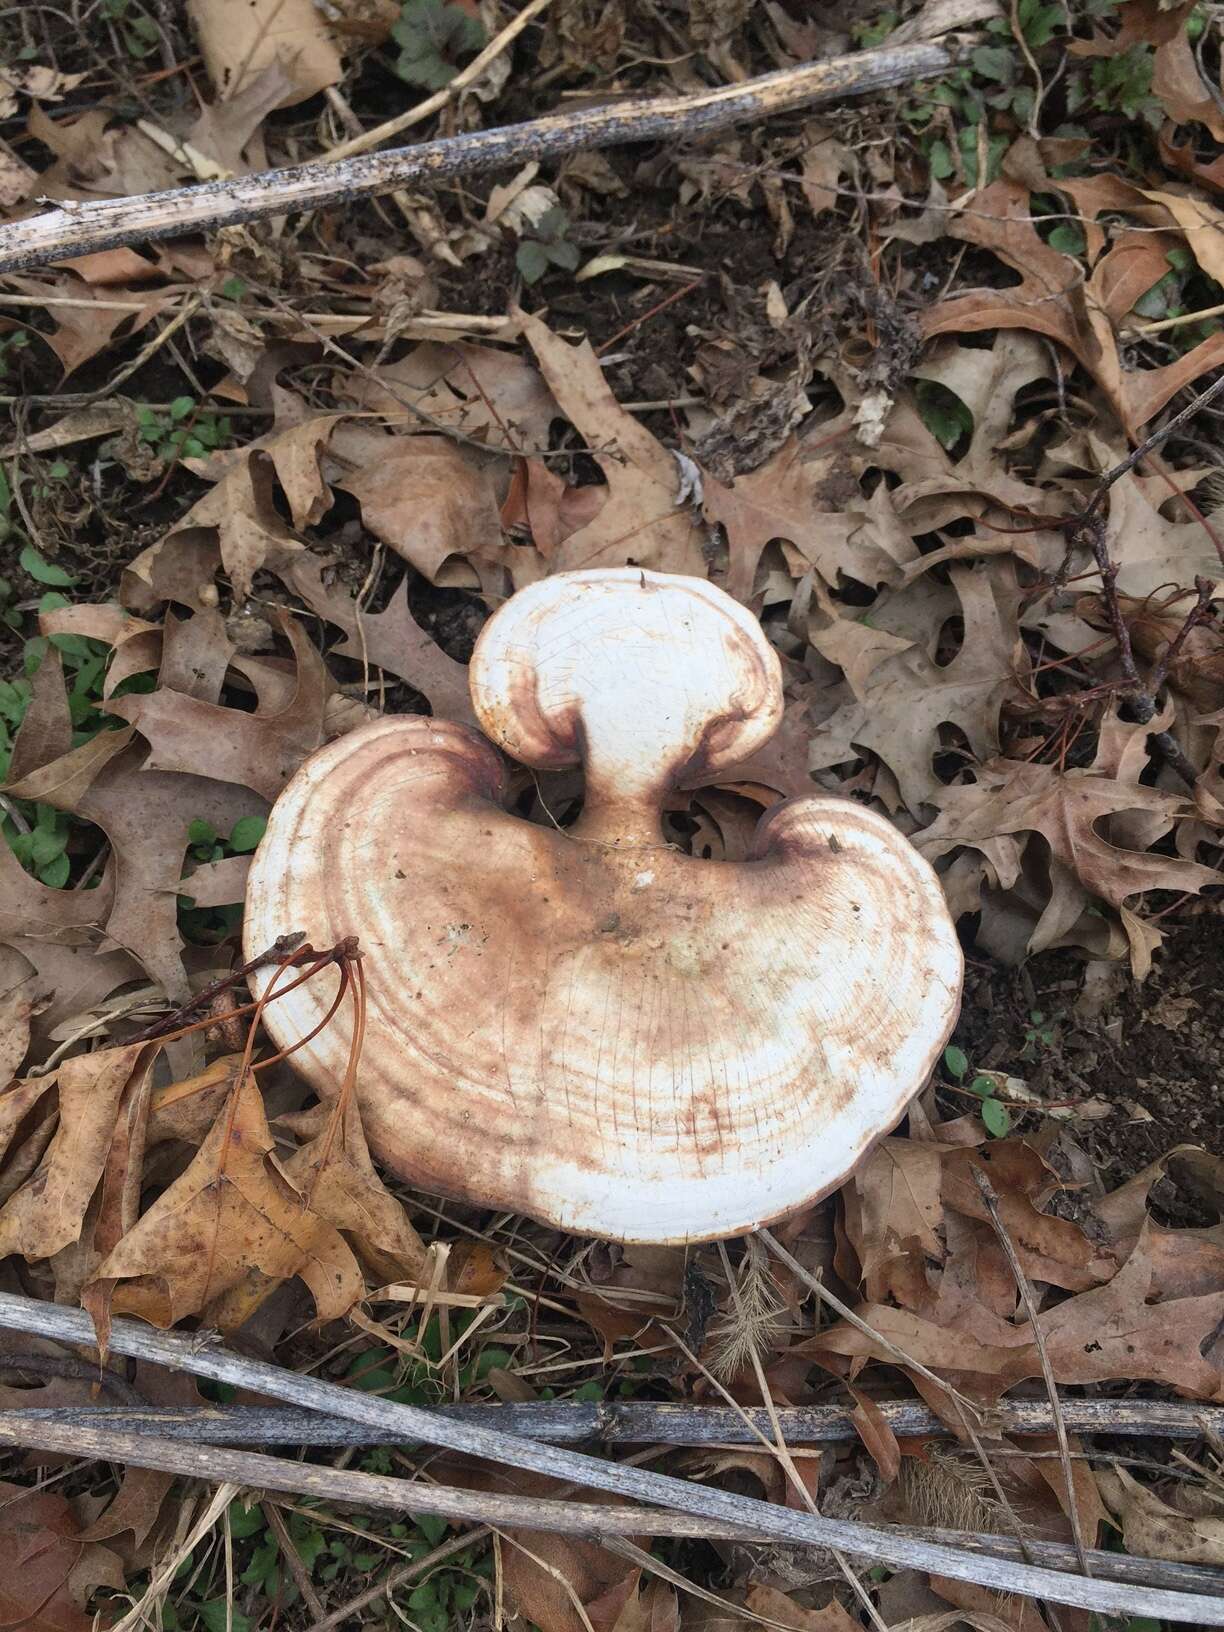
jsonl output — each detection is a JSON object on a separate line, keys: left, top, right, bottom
{"left": 244, "top": 569, "right": 963, "bottom": 1243}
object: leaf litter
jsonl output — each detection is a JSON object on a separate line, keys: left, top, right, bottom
{"left": 0, "top": 0, "right": 1223, "bottom": 1627}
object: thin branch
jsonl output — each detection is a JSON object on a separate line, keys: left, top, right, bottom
{"left": 0, "top": 44, "right": 953, "bottom": 272}
{"left": 972, "top": 1165, "right": 1091, "bottom": 1578}
{"left": 1084, "top": 370, "right": 1224, "bottom": 534}
{"left": 0, "top": 1409, "right": 1221, "bottom": 1619}
{"left": 5, "top": 1396, "right": 1222, "bottom": 1446}
{"left": 0, "top": 1295, "right": 1220, "bottom": 1621}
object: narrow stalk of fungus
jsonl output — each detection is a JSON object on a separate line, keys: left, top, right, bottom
{"left": 243, "top": 569, "right": 963, "bottom": 1243}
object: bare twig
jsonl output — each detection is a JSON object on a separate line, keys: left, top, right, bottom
{"left": 0, "top": 1295, "right": 1220, "bottom": 1620}
{"left": 1047, "top": 369, "right": 1224, "bottom": 784}
{"left": 325, "top": 0, "right": 556, "bottom": 162}
{"left": 1146, "top": 576, "right": 1218, "bottom": 700}
{"left": 973, "top": 1166, "right": 1090, "bottom": 1577}
{"left": 127, "top": 931, "right": 307, "bottom": 1042}
{"left": 0, "top": 1408, "right": 1222, "bottom": 1621}
{"left": 6, "top": 1396, "right": 1222, "bottom": 1446}
{"left": 1084, "top": 371, "right": 1224, "bottom": 530}
{"left": 0, "top": 44, "right": 953, "bottom": 272}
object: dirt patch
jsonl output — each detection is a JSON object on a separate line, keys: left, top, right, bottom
{"left": 950, "top": 922, "right": 1224, "bottom": 1224}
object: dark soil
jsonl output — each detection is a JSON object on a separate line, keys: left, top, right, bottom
{"left": 951, "top": 921, "right": 1224, "bottom": 1224}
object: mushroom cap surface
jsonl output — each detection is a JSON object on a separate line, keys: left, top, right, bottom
{"left": 244, "top": 568, "right": 963, "bottom": 1242}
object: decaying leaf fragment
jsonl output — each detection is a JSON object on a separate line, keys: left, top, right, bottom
{"left": 1097, "top": 1466, "right": 1224, "bottom": 1564}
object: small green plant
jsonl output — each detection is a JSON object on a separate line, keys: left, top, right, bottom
{"left": 136, "top": 397, "right": 233, "bottom": 465}
{"left": 0, "top": 331, "right": 29, "bottom": 384}
{"left": 179, "top": 817, "right": 268, "bottom": 942}
{"left": 1087, "top": 44, "right": 1159, "bottom": 123}
{"left": 391, "top": 0, "right": 487, "bottom": 90}
{"left": 99, "top": 0, "right": 161, "bottom": 58}
{"left": 914, "top": 379, "right": 973, "bottom": 454}
{"left": 943, "top": 1043, "right": 1011, "bottom": 1137}
{"left": 515, "top": 207, "right": 580, "bottom": 284}
{"left": 1021, "top": 1008, "right": 1055, "bottom": 1058}
{"left": 853, "top": 11, "right": 898, "bottom": 49}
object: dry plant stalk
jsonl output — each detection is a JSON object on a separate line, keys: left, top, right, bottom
{"left": 0, "top": 44, "right": 953, "bottom": 272}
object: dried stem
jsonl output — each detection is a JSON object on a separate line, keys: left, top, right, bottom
{"left": 0, "top": 44, "right": 953, "bottom": 272}
{"left": 0, "top": 1294, "right": 1219, "bottom": 1621}
{"left": 972, "top": 1166, "right": 1090, "bottom": 1578}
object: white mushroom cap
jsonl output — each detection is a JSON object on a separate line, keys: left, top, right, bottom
{"left": 244, "top": 569, "right": 963, "bottom": 1243}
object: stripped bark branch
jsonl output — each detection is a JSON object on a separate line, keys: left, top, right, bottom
{"left": 0, "top": 44, "right": 952, "bottom": 273}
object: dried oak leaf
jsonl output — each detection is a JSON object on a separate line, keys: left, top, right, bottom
{"left": 808, "top": 560, "right": 1029, "bottom": 813}
{"left": 87, "top": 1072, "right": 365, "bottom": 1332}
{"left": 1097, "top": 1466, "right": 1224, "bottom": 1564}
{"left": 521, "top": 314, "right": 706, "bottom": 577}
{"left": 276, "top": 1088, "right": 427, "bottom": 1287}
{"left": 0, "top": 1481, "right": 126, "bottom": 1632}
{"left": 108, "top": 613, "right": 329, "bottom": 801}
{"left": 8, "top": 733, "right": 261, "bottom": 1001}
{"left": 807, "top": 1217, "right": 1224, "bottom": 1402}
{"left": 4, "top": 274, "right": 166, "bottom": 378}
{"left": 940, "top": 1143, "right": 1117, "bottom": 1292}
{"left": 924, "top": 175, "right": 1224, "bottom": 438}
{"left": 703, "top": 435, "right": 919, "bottom": 603}
{"left": 278, "top": 555, "right": 477, "bottom": 725}
{"left": 1099, "top": 468, "right": 1224, "bottom": 604}
{"left": 346, "top": 340, "right": 559, "bottom": 453}
{"left": 917, "top": 757, "right": 1219, "bottom": 974}
{"left": 842, "top": 1136, "right": 944, "bottom": 1305}
{"left": 340, "top": 435, "right": 508, "bottom": 592}
{"left": 0, "top": 1041, "right": 158, "bottom": 1264}
{"left": 9, "top": 645, "right": 71, "bottom": 783}
{"left": 158, "top": 420, "right": 338, "bottom": 602}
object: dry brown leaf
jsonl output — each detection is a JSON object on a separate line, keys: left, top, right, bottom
{"left": 687, "top": 1585, "right": 859, "bottom": 1632}
{"left": 5, "top": 274, "right": 165, "bottom": 379}
{"left": 704, "top": 436, "right": 917, "bottom": 602}
{"left": 0, "top": 1041, "right": 158, "bottom": 1264}
{"left": 808, "top": 1216, "right": 1224, "bottom": 1402}
{"left": 8, "top": 645, "right": 71, "bottom": 783}
{"left": 278, "top": 1089, "right": 427, "bottom": 1286}
{"left": 189, "top": 0, "right": 342, "bottom": 105}
{"left": 88, "top": 1072, "right": 365, "bottom": 1331}
{"left": 109, "top": 613, "right": 329, "bottom": 801}
{"left": 349, "top": 340, "right": 558, "bottom": 452}
{"left": 941, "top": 1146, "right": 1116, "bottom": 1292}
{"left": 0, "top": 971, "right": 38, "bottom": 1083}
{"left": 0, "top": 1481, "right": 125, "bottom": 1632}
{"left": 918, "top": 757, "right": 1220, "bottom": 973}
{"left": 4, "top": 724, "right": 135, "bottom": 811}
{"left": 844, "top": 1137, "right": 944, "bottom": 1304}
{"left": 521, "top": 314, "right": 706, "bottom": 577}
{"left": 1148, "top": 0, "right": 1224, "bottom": 138}
{"left": 809, "top": 561, "right": 1029, "bottom": 813}
{"left": 5, "top": 719, "right": 262, "bottom": 999}
{"left": 341, "top": 436, "right": 507, "bottom": 588}
{"left": 1097, "top": 1466, "right": 1224, "bottom": 1564}
{"left": 923, "top": 172, "right": 1224, "bottom": 438}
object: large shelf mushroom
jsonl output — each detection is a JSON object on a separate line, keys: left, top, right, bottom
{"left": 244, "top": 569, "right": 963, "bottom": 1243}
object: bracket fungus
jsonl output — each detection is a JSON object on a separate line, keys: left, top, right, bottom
{"left": 244, "top": 569, "right": 963, "bottom": 1243}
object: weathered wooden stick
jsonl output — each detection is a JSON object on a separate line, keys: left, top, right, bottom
{"left": 0, "top": 1294, "right": 1220, "bottom": 1623}
{"left": 0, "top": 43, "right": 952, "bottom": 274}
{"left": 1, "top": 1411, "right": 1221, "bottom": 1604}
{"left": 9, "top": 1396, "right": 1221, "bottom": 1448}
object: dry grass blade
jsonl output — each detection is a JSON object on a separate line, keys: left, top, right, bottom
{"left": 757, "top": 1227, "right": 982, "bottom": 1419}
{"left": 972, "top": 1164, "right": 1092, "bottom": 1577}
